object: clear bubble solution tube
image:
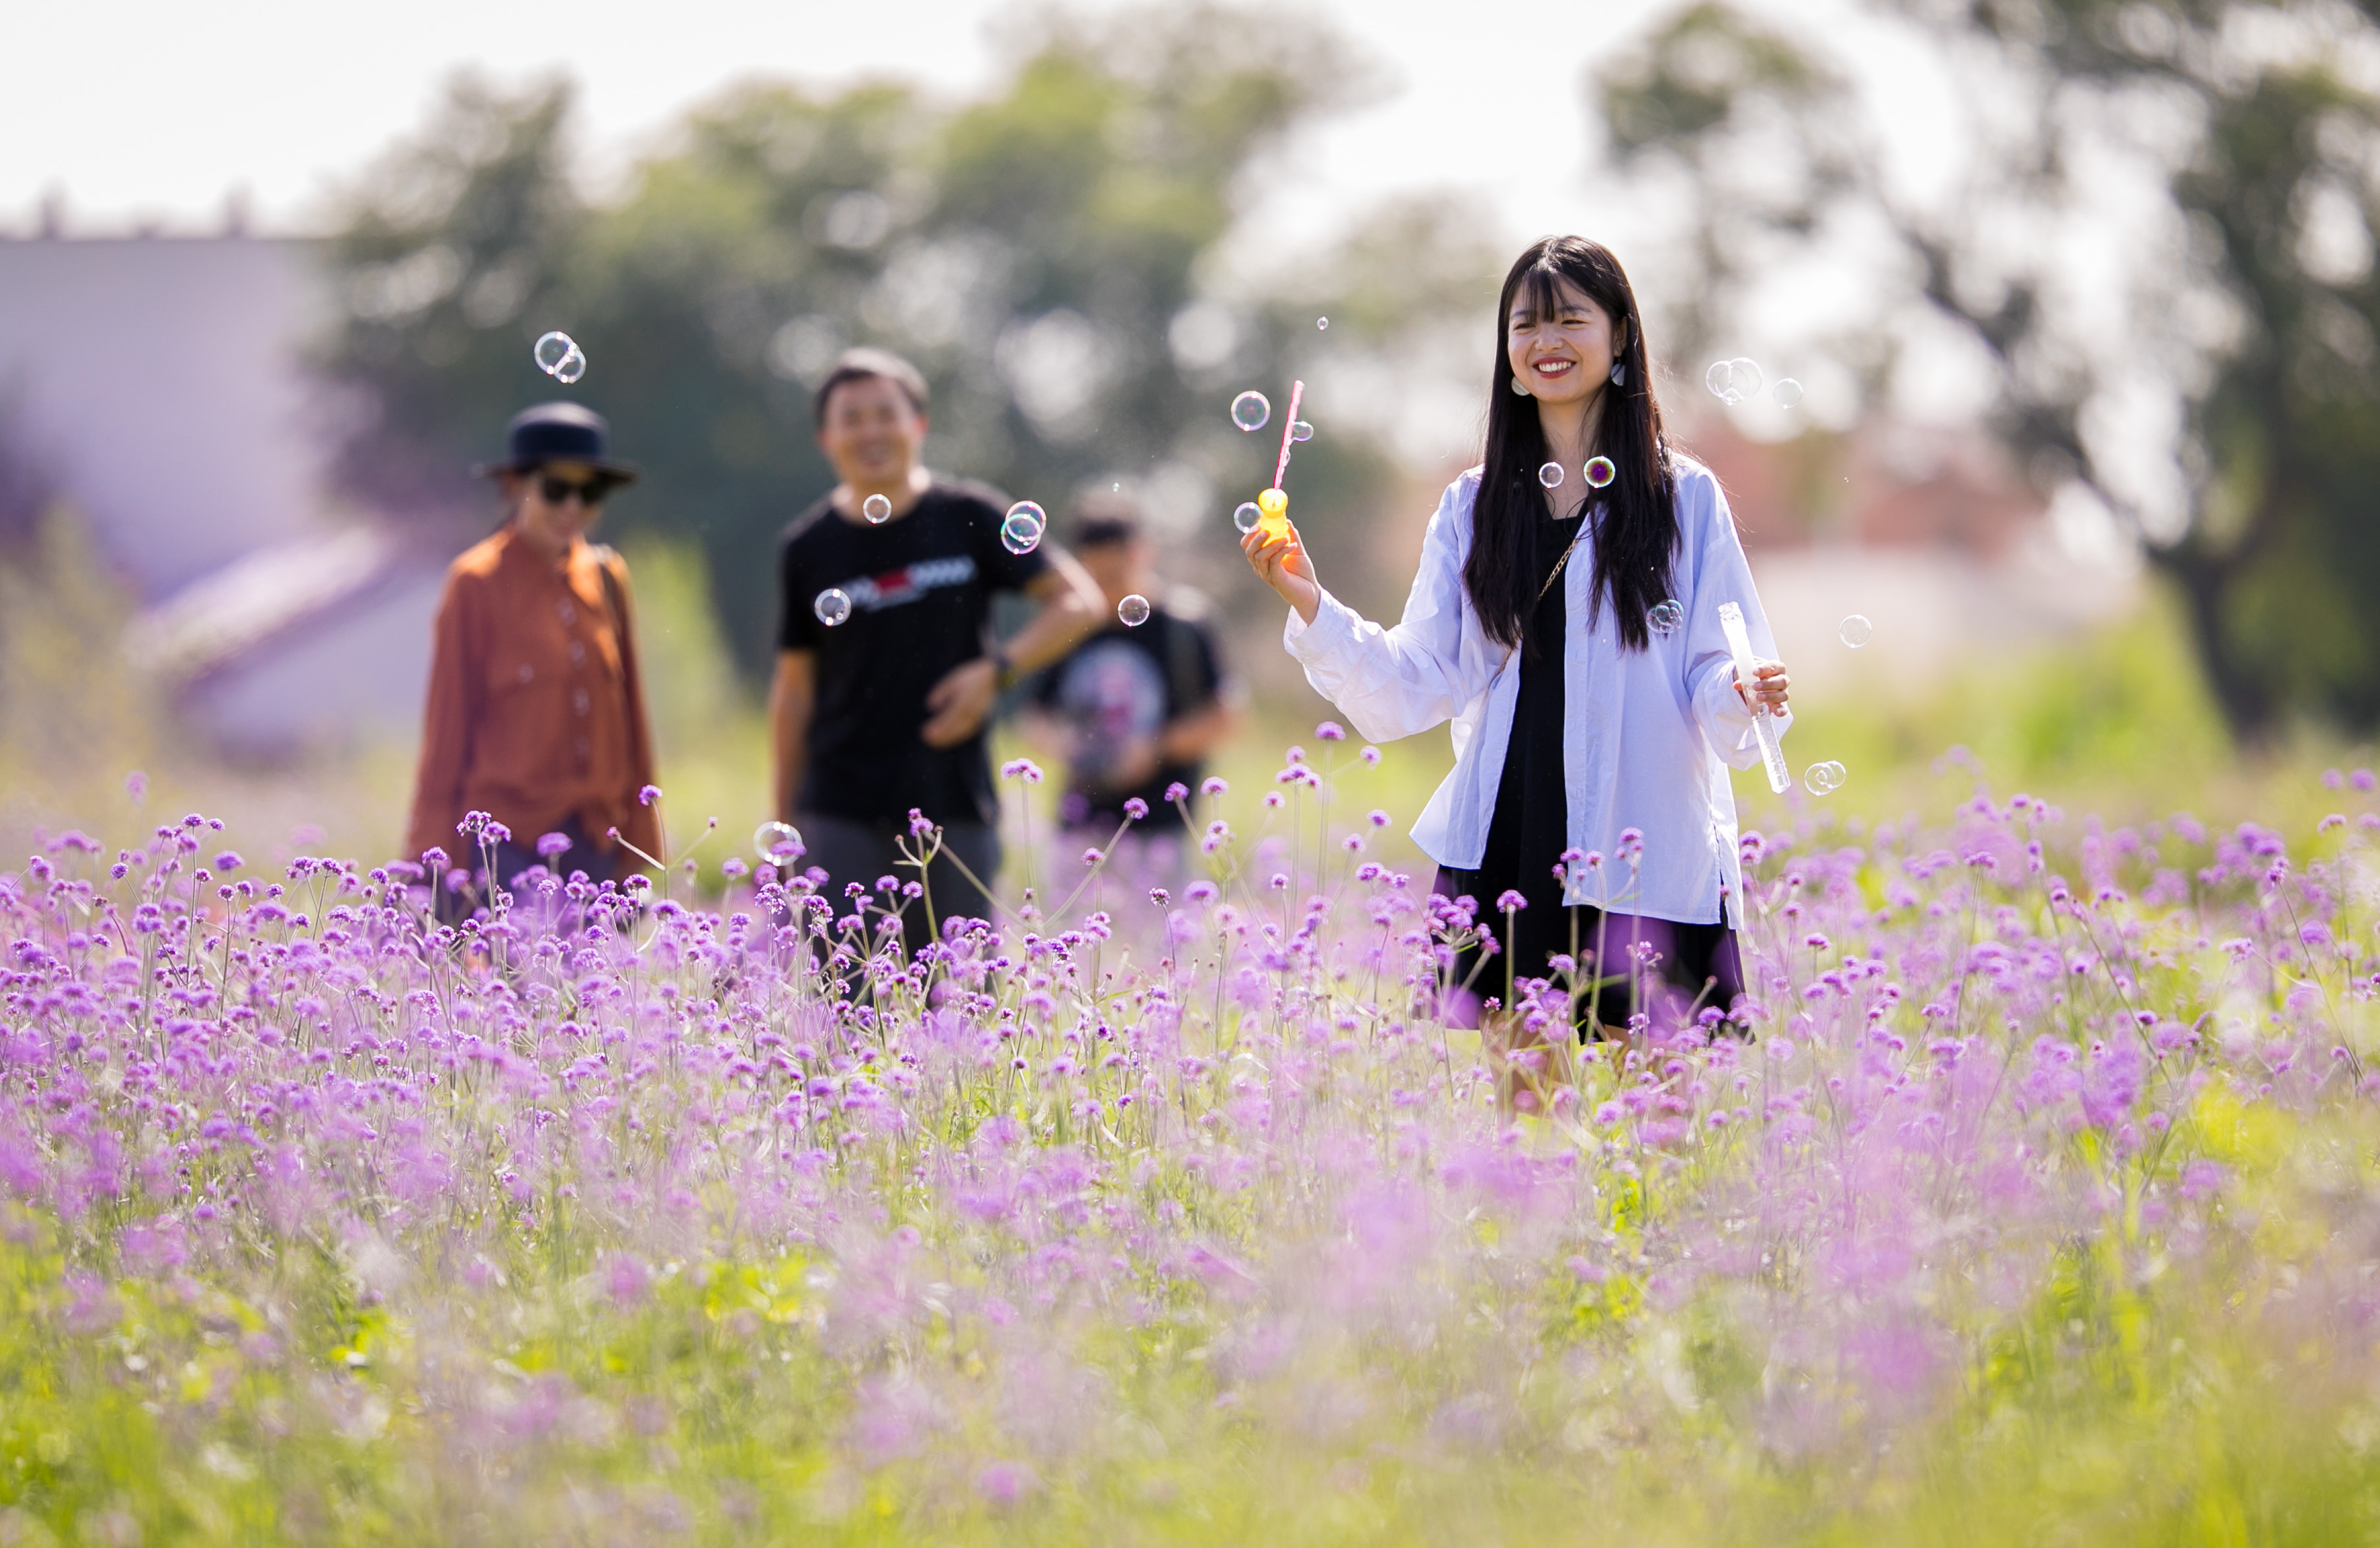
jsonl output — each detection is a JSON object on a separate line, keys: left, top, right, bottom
{"left": 1718, "top": 601, "right": 1790, "bottom": 794}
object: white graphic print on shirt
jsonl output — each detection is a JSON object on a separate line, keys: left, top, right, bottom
{"left": 841, "top": 555, "right": 978, "bottom": 612}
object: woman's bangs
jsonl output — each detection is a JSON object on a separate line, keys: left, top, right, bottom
{"left": 1515, "top": 257, "right": 1622, "bottom": 332}
{"left": 1511, "top": 264, "right": 1569, "bottom": 327}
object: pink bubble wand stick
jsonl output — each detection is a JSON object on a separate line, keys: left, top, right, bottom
{"left": 1255, "top": 379, "right": 1304, "bottom": 537}
{"left": 1272, "top": 378, "right": 1304, "bottom": 491}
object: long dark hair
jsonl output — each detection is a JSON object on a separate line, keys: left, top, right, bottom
{"left": 1465, "top": 237, "right": 1676, "bottom": 652}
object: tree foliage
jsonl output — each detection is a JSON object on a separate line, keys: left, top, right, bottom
{"left": 1595, "top": 0, "right": 2380, "bottom": 738}
{"left": 317, "top": 6, "right": 1487, "bottom": 676}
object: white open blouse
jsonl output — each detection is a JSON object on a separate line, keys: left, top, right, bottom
{"left": 1282, "top": 457, "right": 1788, "bottom": 929}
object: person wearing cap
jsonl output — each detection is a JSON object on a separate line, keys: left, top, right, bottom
{"left": 1023, "top": 496, "right": 1240, "bottom": 876}
{"left": 772, "top": 348, "right": 1103, "bottom": 954}
{"left": 405, "top": 403, "right": 661, "bottom": 900}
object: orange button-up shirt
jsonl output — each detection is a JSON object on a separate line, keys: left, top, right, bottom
{"left": 405, "top": 527, "right": 662, "bottom": 867}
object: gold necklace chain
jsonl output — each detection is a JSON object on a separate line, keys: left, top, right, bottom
{"left": 1532, "top": 505, "right": 1591, "bottom": 611}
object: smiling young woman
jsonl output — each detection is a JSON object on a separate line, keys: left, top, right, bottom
{"left": 1241, "top": 236, "right": 1794, "bottom": 1099}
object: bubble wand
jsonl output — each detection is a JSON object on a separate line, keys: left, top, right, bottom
{"left": 1255, "top": 379, "right": 1304, "bottom": 538}
{"left": 1718, "top": 601, "right": 1791, "bottom": 794}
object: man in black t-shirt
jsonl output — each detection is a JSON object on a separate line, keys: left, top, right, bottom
{"left": 1025, "top": 498, "right": 1240, "bottom": 859}
{"left": 771, "top": 349, "right": 1101, "bottom": 955}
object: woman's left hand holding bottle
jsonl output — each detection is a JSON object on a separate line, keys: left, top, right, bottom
{"left": 1240, "top": 490, "right": 1322, "bottom": 624}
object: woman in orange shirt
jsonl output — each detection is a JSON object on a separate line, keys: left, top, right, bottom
{"left": 405, "top": 403, "right": 660, "bottom": 906}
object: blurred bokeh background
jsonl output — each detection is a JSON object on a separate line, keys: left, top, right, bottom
{"left": 5, "top": 0, "right": 2377, "bottom": 875}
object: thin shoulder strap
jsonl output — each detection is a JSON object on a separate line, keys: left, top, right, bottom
{"left": 1165, "top": 612, "right": 1203, "bottom": 708}
{"left": 590, "top": 544, "right": 627, "bottom": 635}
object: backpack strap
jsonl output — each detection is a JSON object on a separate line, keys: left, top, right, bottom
{"left": 1164, "top": 613, "right": 1203, "bottom": 713}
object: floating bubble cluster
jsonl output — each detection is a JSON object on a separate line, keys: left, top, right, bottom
{"left": 751, "top": 820, "right": 805, "bottom": 863}
{"left": 1538, "top": 461, "right": 1565, "bottom": 490}
{"left": 1774, "top": 378, "right": 1804, "bottom": 408}
{"left": 1704, "top": 358, "right": 1763, "bottom": 406}
{"left": 1649, "top": 598, "right": 1685, "bottom": 635}
{"left": 813, "top": 588, "right": 853, "bottom": 627}
{"left": 1839, "top": 613, "right": 1874, "bottom": 648}
{"left": 1231, "top": 391, "right": 1271, "bottom": 432}
{"left": 1585, "top": 455, "right": 1616, "bottom": 489}
{"left": 1001, "top": 508, "right": 1045, "bottom": 555}
{"left": 1804, "top": 759, "right": 1848, "bottom": 795}
{"left": 862, "top": 493, "right": 893, "bottom": 525}
{"left": 534, "top": 330, "right": 586, "bottom": 383}
{"left": 1118, "top": 594, "right": 1152, "bottom": 627}
{"left": 1233, "top": 501, "right": 1263, "bottom": 535}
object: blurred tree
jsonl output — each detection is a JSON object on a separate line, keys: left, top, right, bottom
{"left": 317, "top": 73, "right": 584, "bottom": 521}
{"left": 315, "top": 5, "right": 1489, "bottom": 679}
{"left": 1595, "top": 0, "right": 2380, "bottom": 740}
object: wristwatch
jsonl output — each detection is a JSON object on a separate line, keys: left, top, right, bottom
{"left": 990, "top": 645, "right": 1017, "bottom": 691}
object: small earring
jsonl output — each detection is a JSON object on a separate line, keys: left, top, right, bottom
{"left": 1510, "top": 376, "right": 1530, "bottom": 396}
{"left": 1610, "top": 362, "right": 1626, "bottom": 386}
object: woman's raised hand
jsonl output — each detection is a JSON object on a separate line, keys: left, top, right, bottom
{"left": 1241, "top": 506, "right": 1322, "bottom": 625}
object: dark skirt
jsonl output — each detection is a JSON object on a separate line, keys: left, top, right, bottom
{"left": 1430, "top": 868, "right": 1745, "bottom": 1035}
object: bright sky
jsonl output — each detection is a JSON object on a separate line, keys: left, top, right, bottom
{"left": 6, "top": 0, "right": 1692, "bottom": 239}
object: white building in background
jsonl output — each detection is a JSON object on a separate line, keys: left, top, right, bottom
{"left": 0, "top": 232, "right": 445, "bottom": 757}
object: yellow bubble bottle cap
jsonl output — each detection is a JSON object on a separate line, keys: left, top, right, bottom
{"left": 1255, "top": 486, "right": 1290, "bottom": 539}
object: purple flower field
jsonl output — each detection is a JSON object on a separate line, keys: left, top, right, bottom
{"left": 4, "top": 743, "right": 2380, "bottom": 1543}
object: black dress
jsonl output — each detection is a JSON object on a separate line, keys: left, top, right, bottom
{"left": 1433, "top": 494, "right": 1745, "bottom": 1034}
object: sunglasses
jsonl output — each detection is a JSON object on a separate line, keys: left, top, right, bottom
{"left": 536, "top": 474, "right": 610, "bottom": 506}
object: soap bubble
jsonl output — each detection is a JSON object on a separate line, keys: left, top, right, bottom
{"left": 814, "top": 588, "right": 853, "bottom": 627}
{"left": 752, "top": 821, "right": 805, "bottom": 863}
{"left": 1704, "top": 358, "right": 1763, "bottom": 406}
{"left": 1802, "top": 760, "right": 1847, "bottom": 796}
{"left": 1839, "top": 613, "right": 1874, "bottom": 648}
{"left": 1233, "top": 501, "right": 1263, "bottom": 534}
{"left": 1231, "top": 391, "right": 1271, "bottom": 432}
{"left": 1774, "top": 377, "right": 1804, "bottom": 408}
{"left": 1291, "top": 420, "right": 1313, "bottom": 443}
{"left": 862, "top": 493, "right": 893, "bottom": 524}
{"left": 1118, "top": 594, "right": 1152, "bottom": 627}
{"left": 1649, "top": 598, "right": 1685, "bottom": 635}
{"left": 1000, "top": 510, "right": 1044, "bottom": 555}
{"left": 1584, "top": 455, "right": 1616, "bottom": 488}
{"left": 534, "top": 331, "right": 582, "bottom": 379}
{"left": 1538, "top": 461, "right": 1565, "bottom": 489}
{"left": 1317, "top": 317, "right": 1329, "bottom": 330}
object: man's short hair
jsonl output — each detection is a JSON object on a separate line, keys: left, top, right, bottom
{"left": 1071, "top": 489, "right": 1143, "bottom": 550}
{"left": 813, "top": 347, "right": 929, "bottom": 426}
